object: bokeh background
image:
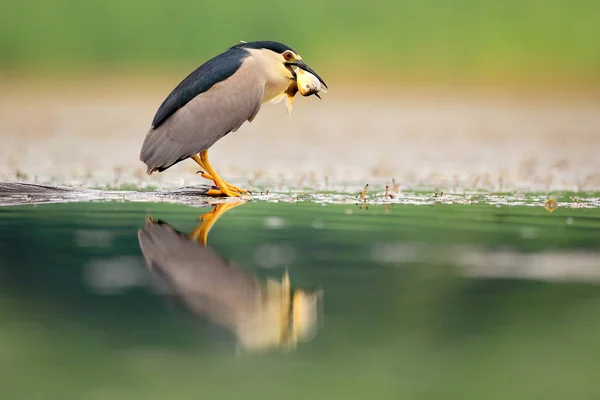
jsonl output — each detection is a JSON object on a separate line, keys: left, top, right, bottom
{"left": 1, "top": 0, "right": 599, "bottom": 192}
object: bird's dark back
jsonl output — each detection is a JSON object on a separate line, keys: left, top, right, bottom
{"left": 150, "top": 47, "right": 249, "bottom": 129}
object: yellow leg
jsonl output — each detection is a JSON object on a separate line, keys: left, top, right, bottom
{"left": 189, "top": 201, "right": 246, "bottom": 245}
{"left": 190, "top": 153, "right": 249, "bottom": 195}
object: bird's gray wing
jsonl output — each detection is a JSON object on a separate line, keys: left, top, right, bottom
{"left": 140, "top": 59, "right": 265, "bottom": 173}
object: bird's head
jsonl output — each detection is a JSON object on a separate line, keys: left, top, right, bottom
{"left": 280, "top": 50, "right": 328, "bottom": 90}
{"left": 236, "top": 41, "right": 327, "bottom": 89}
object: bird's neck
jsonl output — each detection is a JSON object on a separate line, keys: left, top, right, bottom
{"left": 244, "top": 48, "right": 294, "bottom": 103}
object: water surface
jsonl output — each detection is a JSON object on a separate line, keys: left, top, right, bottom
{"left": 1, "top": 200, "right": 600, "bottom": 399}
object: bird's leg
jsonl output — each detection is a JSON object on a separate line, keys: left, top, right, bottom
{"left": 190, "top": 154, "right": 249, "bottom": 195}
{"left": 199, "top": 150, "right": 249, "bottom": 197}
{"left": 189, "top": 201, "right": 246, "bottom": 245}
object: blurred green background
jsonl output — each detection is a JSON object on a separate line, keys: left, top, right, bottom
{"left": 2, "top": 0, "right": 599, "bottom": 87}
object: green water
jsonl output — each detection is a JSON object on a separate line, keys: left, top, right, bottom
{"left": 1, "top": 200, "right": 600, "bottom": 399}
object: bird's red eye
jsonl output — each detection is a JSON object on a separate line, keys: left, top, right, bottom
{"left": 284, "top": 52, "right": 293, "bottom": 60}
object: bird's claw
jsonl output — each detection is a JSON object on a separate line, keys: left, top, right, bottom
{"left": 199, "top": 172, "right": 249, "bottom": 195}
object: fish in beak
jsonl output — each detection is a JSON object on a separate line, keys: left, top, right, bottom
{"left": 287, "top": 59, "right": 328, "bottom": 89}
{"left": 295, "top": 67, "right": 327, "bottom": 98}
{"left": 274, "top": 60, "right": 328, "bottom": 115}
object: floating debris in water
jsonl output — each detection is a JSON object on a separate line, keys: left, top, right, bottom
{"left": 357, "top": 184, "right": 368, "bottom": 201}
{"left": 544, "top": 198, "right": 559, "bottom": 212}
{"left": 384, "top": 185, "right": 395, "bottom": 199}
{"left": 0, "top": 183, "right": 599, "bottom": 209}
{"left": 391, "top": 178, "right": 400, "bottom": 193}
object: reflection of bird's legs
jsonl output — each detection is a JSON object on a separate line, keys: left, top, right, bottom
{"left": 189, "top": 201, "right": 246, "bottom": 245}
{"left": 190, "top": 152, "right": 249, "bottom": 196}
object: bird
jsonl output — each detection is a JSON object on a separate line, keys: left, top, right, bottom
{"left": 139, "top": 40, "right": 328, "bottom": 197}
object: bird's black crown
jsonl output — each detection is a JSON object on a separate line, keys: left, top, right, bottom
{"left": 233, "top": 41, "right": 297, "bottom": 54}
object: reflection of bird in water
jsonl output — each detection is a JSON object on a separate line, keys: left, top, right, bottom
{"left": 138, "top": 202, "right": 322, "bottom": 352}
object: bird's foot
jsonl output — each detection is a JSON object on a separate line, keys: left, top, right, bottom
{"left": 206, "top": 188, "right": 244, "bottom": 197}
{"left": 198, "top": 172, "right": 250, "bottom": 195}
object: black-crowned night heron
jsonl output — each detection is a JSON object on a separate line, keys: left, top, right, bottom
{"left": 139, "top": 40, "right": 327, "bottom": 197}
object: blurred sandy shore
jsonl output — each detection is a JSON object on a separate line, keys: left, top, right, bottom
{"left": 1, "top": 78, "right": 599, "bottom": 193}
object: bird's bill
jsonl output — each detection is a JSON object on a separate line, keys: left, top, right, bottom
{"left": 287, "top": 60, "right": 328, "bottom": 89}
